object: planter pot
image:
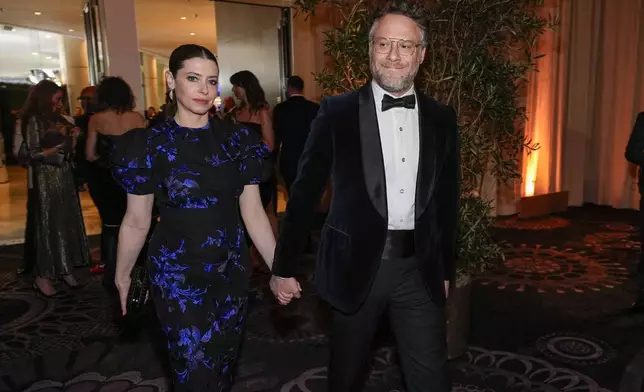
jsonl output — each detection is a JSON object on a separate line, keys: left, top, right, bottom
{"left": 446, "top": 279, "right": 472, "bottom": 360}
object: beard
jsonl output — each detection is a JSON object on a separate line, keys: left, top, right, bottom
{"left": 370, "top": 56, "right": 420, "bottom": 95}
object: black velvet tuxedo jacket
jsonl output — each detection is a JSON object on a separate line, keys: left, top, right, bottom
{"left": 272, "top": 83, "right": 460, "bottom": 314}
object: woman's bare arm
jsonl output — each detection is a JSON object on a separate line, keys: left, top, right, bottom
{"left": 116, "top": 194, "right": 154, "bottom": 281}
{"left": 239, "top": 184, "right": 275, "bottom": 269}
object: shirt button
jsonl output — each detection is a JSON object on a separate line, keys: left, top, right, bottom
{"left": 400, "top": 219, "right": 404, "bottom": 222}
{"left": 399, "top": 127, "right": 403, "bottom": 132}
{"left": 400, "top": 189, "right": 404, "bottom": 194}
{"left": 402, "top": 158, "right": 405, "bottom": 162}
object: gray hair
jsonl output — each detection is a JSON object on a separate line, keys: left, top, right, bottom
{"left": 368, "top": 1, "right": 428, "bottom": 47}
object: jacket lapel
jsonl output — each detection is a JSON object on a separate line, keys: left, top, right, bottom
{"left": 358, "top": 84, "right": 387, "bottom": 219}
{"left": 415, "top": 93, "right": 441, "bottom": 220}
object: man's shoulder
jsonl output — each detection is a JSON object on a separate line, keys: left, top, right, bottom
{"left": 305, "top": 98, "right": 320, "bottom": 109}
{"left": 321, "top": 90, "right": 359, "bottom": 113}
{"left": 418, "top": 92, "right": 456, "bottom": 120}
{"left": 274, "top": 99, "right": 287, "bottom": 109}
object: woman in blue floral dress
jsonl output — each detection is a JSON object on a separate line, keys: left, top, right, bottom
{"left": 110, "top": 44, "right": 279, "bottom": 391}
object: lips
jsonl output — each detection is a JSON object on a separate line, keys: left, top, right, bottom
{"left": 193, "top": 99, "right": 210, "bottom": 105}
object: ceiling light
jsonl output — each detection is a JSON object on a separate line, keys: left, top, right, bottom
{"left": 34, "top": 11, "right": 42, "bottom": 15}
{"left": 181, "top": 16, "right": 187, "bottom": 20}
{"left": 45, "top": 34, "right": 52, "bottom": 38}
{"left": 68, "top": 29, "right": 74, "bottom": 32}
{"left": 32, "top": 52, "right": 38, "bottom": 55}
{"left": 190, "top": 32, "right": 195, "bottom": 36}
{"left": 46, "top": 56, "right": 52, "bottom": 59}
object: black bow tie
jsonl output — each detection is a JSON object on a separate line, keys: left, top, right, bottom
{"left": 381, "top": 94, "right": 416, "bottom": 111}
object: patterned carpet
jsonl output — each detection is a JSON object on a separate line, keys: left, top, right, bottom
{"left": 0, "top": 205, "right": 642, "bottom": 391}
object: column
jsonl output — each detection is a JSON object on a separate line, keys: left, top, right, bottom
{"left": 98, "top": 0, "right": 144, "bottom": 112}
{"left": 156, "top": 57, "right": 169, "bottom": 107}
{"left": 59, "top": 36, "right": 90, "bottom": 109}
{"left": 291, "top": 5, "right": 335, "bottom": 102}
{"left": 142, "top": 53, "right": 159, "bottom": 109}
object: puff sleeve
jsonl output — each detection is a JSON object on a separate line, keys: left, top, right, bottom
{"left": 232, "top": 125, "right": 272, "bottom": 186}
{"left": 110, "top": 127, "right": 157, "bottom": 195}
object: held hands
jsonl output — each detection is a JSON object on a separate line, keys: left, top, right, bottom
{"left": 269, "top": 275, "right": 302, "bottom": 306}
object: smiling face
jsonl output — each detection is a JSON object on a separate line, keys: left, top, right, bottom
{"left": 166, "top": 57, "right": 219, "bottom": 116}
{"left": 370, "top": 13, "right": 426, "bottom": 96}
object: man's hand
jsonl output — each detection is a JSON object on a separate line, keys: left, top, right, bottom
{"left": 269, "top": 275, "right": 302, "bottom": 305}
{"left": 444, "top": 280, "right": 450, "bottom": 299}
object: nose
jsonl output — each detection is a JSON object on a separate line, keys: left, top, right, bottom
{"left": 198, "top": 80, "right": 208, "bottom": 95}
{"left": 386, "top": 42, "right": 400, "bottom": 62}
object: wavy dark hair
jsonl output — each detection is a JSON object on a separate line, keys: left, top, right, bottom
{"left": 20, "top": 80, "right": 61, "bottom": 126}
{"left": 95, "top": 76, "right": 135, "bottom": 113}
{"left": 230, "top": 70, "right": 267, "bottom": 113}
{"left": 165, "top": 44, "right": 219, "bottom": 118}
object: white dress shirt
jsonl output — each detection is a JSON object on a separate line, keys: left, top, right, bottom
{"left": 371, "top": 81, "right": 420, "bottom": 230}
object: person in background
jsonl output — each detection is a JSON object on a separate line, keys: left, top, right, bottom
{"left": 273, "top": 76, "right": 320, "bottom": 252}
{"left": 73, "top": 86, "right": 97, "bottom": 192}
{"left": 86, "top": 77, "right": 146, "bottom": 293}
{"left": 230, "top": 70, "right": 279, "bottom": 266}
{"left": 625, "top": 112, "right": 644, "bottom": 312}
{"left": 273, "top": 75, "right": 320, "bottom": 195}
{"left": 19, "top": 80, "right": 90, "bottom": 296}
{"left": 146, "top": 106, "right": 157, "bottom": 121}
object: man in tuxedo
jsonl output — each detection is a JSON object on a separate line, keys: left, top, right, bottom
{"left": 273, "top": 76, "right": 320, "bottom": 195}
{"left": 625, "top": 112, "right": 644, "bottom": 312}
{"left": 270, "top": 2, "right": 459, "bottom": 391}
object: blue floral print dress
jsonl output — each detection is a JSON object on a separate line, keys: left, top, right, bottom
{"left": 110, "top": 116, "right": 270, "bottom": 392}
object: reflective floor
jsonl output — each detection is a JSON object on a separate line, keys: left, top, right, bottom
{"left": 0, "top": 166, "right": 288, "bottom": 246}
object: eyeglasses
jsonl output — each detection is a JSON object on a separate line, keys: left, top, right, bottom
{"left": 372, "top": 37, "right": 421, "bottom": 56}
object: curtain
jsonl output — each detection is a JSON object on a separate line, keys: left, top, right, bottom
{"left": 518, "top": 0, "right": 644, "bottom": 210}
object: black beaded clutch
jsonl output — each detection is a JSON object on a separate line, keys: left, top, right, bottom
{"left": 126, "top": 264, "right": 149, "bottom": 316}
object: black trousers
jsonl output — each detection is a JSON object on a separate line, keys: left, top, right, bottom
{"left": 87, "top": 166, "right": 126, "bottom": 226}
{"left": 328, "top": 256, "right": 449, "bottom": 392}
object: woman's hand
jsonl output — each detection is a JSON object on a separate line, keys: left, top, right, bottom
{"left": 115, "top": 274, "right": 132, "bottom": 315}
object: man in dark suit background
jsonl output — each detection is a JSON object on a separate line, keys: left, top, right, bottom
{"left": 625, "top": 112, "right": 644, "bottom": 312}
{"left": 73, "top": 86, "right": 96, "bottom": 191}
{"left": 273, "top": 76, "right": 320, "bottom": 195}
{"left": 269, "top": 2, "right": 459, "bottom": 391}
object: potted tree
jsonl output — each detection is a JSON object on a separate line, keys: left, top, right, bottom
{"left": 294, "top": 0, "right": 553, "bottom": 358}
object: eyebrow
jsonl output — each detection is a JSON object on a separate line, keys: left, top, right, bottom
{"left": 186, "top": 72, "right": 218, "bottom": 79}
